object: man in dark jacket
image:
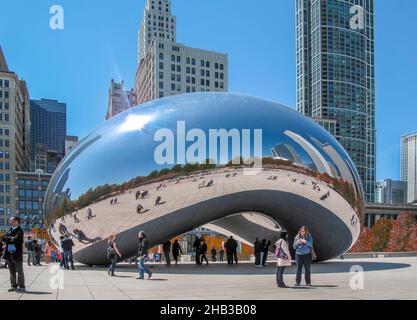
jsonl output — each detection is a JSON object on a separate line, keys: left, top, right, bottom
{"left": 3, "top": 216, "right": 25, "bottom": 292}
{"left": 162, "top": 240, "right": 171, "bottom": 267}
{"left": 61, "top": 235, "right": 75, "bottom": 270}
{"left": 137, "top": 231, "right": 152, "bottom": 279}
{"left": 254, "top": 238, "right": 262, "bottom": 267}
{"left": 229, "top": 236, "right": 238, "bottom": 265}
{"left": 192, "top": 236, "right": 202, "bottom": 265}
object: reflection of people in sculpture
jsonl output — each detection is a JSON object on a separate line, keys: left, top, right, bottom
{"left": 58, "top": 223, "right": 69, "bottom": 236}
{"left": 136, "top": 204, "right": 144, "bottom": 214}
{"left": 72, "top": 229, "right": 101, "bottom": 244}
{"left": 141, "top": 190, "right": 149, "bottom": 199}
{"left": 135, "top": 190, "right": 141, "bottom": 200}
{"left": 86, "top": 208, "right": 95, "bottom": 220}
{"left": 155, "top": 196, "right": 162, "bottom": 206}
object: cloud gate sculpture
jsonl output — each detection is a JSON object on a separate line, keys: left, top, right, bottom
{"left": 44, "top": 93, "right": 364, "bottom": 265}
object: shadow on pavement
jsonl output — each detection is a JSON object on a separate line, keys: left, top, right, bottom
{"left": 22, "top": 291, "right": 52, "bottom": 295}
{"left": 74, "top": 260, "right": 412, "bottom": 276}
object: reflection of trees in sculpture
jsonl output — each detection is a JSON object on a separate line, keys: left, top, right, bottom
{"left": 46, "top": 157, "right": 364, "bottom": 225}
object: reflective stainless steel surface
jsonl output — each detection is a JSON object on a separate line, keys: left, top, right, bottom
{"left": 44, "top": 93, "right": 364, "bottom": 265}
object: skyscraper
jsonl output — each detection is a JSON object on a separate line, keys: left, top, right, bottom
{"left": 105, "top": 80, "right": 136, "bottom": 120}
{"left": 296, "top": 0, "right": 376, "bottom": 203}
{"left": 30, "top": 98, "right": 67, "bottom": 161}
{"left": 376, "top": 179, "right": 407, "bottom": 205}
{"left": 401, "top": 132, "right": 417, "bottom": 204}
{"left": 135, "top": 0, "right": 228, "bottom": 105}
{"left": 0, "top": 46, "right": 31, "bottom": 231}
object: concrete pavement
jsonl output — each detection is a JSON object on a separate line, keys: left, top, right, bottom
{"left": 0, "top": 257, "right": 416, "bottom": 300}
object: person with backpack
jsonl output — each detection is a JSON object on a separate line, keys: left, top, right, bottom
{"left": 107, "top": 234, "right": 122, "bottom": 276}
{"left": 275, "top": 231, "right": 292, "bottom": 288}
{"left": 24, "top": 236, "right": 35, "bottom": 266}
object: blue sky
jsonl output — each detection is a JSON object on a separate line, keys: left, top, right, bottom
{"left": 0, "top": 0, "right": 416, "bottom": 181}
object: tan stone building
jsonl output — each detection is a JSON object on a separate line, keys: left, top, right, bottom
{"left": 0, "top": 46, "right": 30, "bottom": 232}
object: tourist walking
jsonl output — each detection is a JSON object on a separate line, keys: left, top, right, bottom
{"left": 24, "top": 236, "right": 35, "bottom": 266}
{"left": 137, "top": 231, "right": 152, "bottom": 280}
{"left": 58, "top": 236, "right": 66, "bottom": 269}
{"left": 163, "top": 240, "right": 171, "bottom": 267}
{"left": 275, "top": 232, "right": 292, "bottom": 288}
{"left": 62, "top": 235, "right": 75, "bottom": 270}
{"left": 107, "top": 234, "right": 122, "bottom": 276}
{"left": 193, "top": 236, "right": 202, "bottom": 265}
{"left": 293, "top": 226, "right": 314, "bottom": 286}
{"left": 254, "top": 238, "right": 262, "bottom": 267}
{"left": 200, "top": 239, "right": 209, "bottom": 265}
{"left": 3, "top": 217, "right": 26, "bottom": 292}
{"left": 172, "top": 239, "right": 183, "bottom": 266}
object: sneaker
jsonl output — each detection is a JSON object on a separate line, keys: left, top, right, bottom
{"left": 8, "top": 288, "right": 17, "bottom": 292}
{"left": 147, "top": 272, "right": 153, "bottom": 279}
{"left": 136, "top": 277, "right": 144, "bottom": 280}
{"left": 306, "top": 284, "right": 312, "bottom": 287}
{"left": 16, "top": 288, "right": 26, "bottom": 293}
{"left": 294, "top": 283, "right": 301, "bottom": 287}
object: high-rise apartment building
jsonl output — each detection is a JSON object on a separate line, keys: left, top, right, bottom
{"left": 30, "top": 98, "right": 67, "bottom": 161}
{"left": 105, "top": 80, "right": 136, "bottom": 120}
{"left": 296, "top": 0, "right": 376, "bottom": 203}
{"left": 0, "top": 46, "right": 31, "bottom": 232}
{"left": 401, "top": 132, "right": 417, "bottom": 204}
{"left": 135, "top": 0, "right": 228, "bottom": 105}
{"left": 376, "top": 179, "right": 407, "bottom": 205}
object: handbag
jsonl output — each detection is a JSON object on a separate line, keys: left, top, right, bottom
{"left": 310, "top": 246, "right": 317, "bottom": 261}
{"left": 276, "top": 241, "right": 292, "bottom": 267}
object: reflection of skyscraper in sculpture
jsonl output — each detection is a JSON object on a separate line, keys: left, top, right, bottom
{"left": 284, "top": 130, "right": 333, "bottom": 177}
{"left": 311, "top": 137, "right": 361, "bottom": 197}
{"left": 271, "top": 143, "right": 302, "bottom": 164}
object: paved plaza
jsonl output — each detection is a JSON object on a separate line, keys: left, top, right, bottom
{"left": 0, "top": 257, "right": 416, "bottom": 300}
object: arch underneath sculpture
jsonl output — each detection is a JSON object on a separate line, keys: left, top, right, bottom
{"left": 73, "top": 190, "right": 353, "bottom": 265}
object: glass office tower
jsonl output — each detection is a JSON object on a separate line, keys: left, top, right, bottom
{"left": 296, "top": 0, "right": 376, "bottom": 203}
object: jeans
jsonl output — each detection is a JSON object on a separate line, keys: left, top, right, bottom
{"left": 276, "top": 267, "right": 286, "bottom": 287}
{"left": 7, "top": 258, "right": 25, "bottom": 289}
{"left": 138, "top": 256, "right": 152, "bottom": 278}
{"left": 27, "top": 251, "right": 35, "bottom": 266}
{"left": 59, "top": 253, "right": 65, "bottom": 268}
{"left": 200, "top": 253, "right": 208, "bottom": 264}
{"left": 35, "top": 254, "right": 42, "bottom": 265}
{"left": 254, "top": 252, "right": 261, "bottom": 266}
{"left": 63, "top": 251, "right": 75, "bottom": 270}
{"left": 295, "top": 254, "right": 312, "bottom": 285}
{"left": 195, "top": 250, "right": 201, "bottom": 264}
{"left": 262, "top": 251, "right": 268, "bottom": 266}
{"left": 108, "top": 256, "right": 117, "bottom": 275}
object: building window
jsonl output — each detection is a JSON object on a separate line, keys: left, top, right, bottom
{"left": 186, "top": 58, "right": 190, "bottom": 64}
{"left": 220, "top": 73, "right": 224, "bottom": 80}
{"left": 215, "top": 63, "right": 219, "bottom": 69}
{"left": 200, "top": 70, "right": 205, "bottom": 77}
{"left": 171, "top": 64, "right": 175, "bottom": 71}
{"left": 176, "top": 56, "right": 181, "bottom": 63}
{"left": 4, "top": 80, "right": 9, "bottom": 87}
{"left": 176, "top": 65, "right": 181, "bottom": 72}
{"left": 159, "top": 53, "right": 164, "bottom": 60}
{"left": 206, "top": 70, "right": 210, "bottom": 77}
{"left": 220, "top": 64, "right": 224, "bottom": 70}
{"left": 159, "top": 82, "right": 164, "bottom": 89}
{"left": 206, "top": 61, "right": 210, "bottom": 68}
{"left": 171, "top": 55, "right": 175, "bottom": 62}
{"left": 201, "top": 60, "right": 205, "bottom": 67}
{"left": 186, "top": 67, "right": 190, "bottom": 74}
{"left": 176, "top": 75, "right": 181, "bottom": 82}
{"left": 191, "top": 68, "right": 195, "bottom": 75}
{"left": 171, "top": 74, "right": 175, "bottom": 81}
{"left": 206, "top": 80, "right": 210, "bottom": 86}
{"left": 159, "top": 62, "right": 164, "bottom": 69}
{"left": 191, "top": 59, "right": 196, "bottom": 65}
{"left": 215, "top": 72, "right": 219, "bottom": 79}
{"left": 171, "top": 83, "right": 175, "bottom": 91}
{"left": 201, "top": 79, "right": 205, "bottom": 86}
{"left": 159, "top": 92, "right": 164, "bottom": 98}
{"left": 159, "top": 72, "right": 164, "bottom": 79}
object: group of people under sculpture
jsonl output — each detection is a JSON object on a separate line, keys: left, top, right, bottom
{"left": 106, "top": 226, "right": 315, "bottom": 288}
